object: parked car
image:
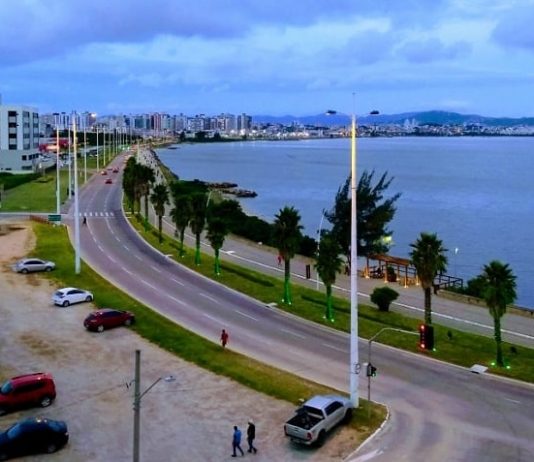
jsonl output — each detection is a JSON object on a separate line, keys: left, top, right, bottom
{"left": 0, "top": 417, "right": 68, "bottom": 460}
{"left": 12, "top": 258, "right": 55, "bottom": 274}
{"left": 84, "top": 308, "right": 135, "bottom": 332}
{"left": 52, "top": 287, "right": 93, "bottom": 307}
{"left": 100, "top": 170, "right": 107, "bottom": 175}
{"left": 105, "top": 178, "right": 113, "bottom": 184}
{"left": 284, "top": 395, "right": 353, "bottom": 446}
{"left": 0, "top": 373, "right": 56, "bottom": 416}
{"left": 112, "top": 167, "right": 119, "bottom": 173}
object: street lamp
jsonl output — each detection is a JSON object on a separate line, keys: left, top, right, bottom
{"left": 72, "top": 113, "right": 81, "bottom": 274}
{"left": 55, "top": 116, "right": 61, "bottom": 214}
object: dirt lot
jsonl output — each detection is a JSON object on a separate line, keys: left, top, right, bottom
{"left": 0, "top": 224, "right": 358, "bottom": 461}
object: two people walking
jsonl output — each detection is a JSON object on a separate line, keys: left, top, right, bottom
{"left": 231, "top": 421, "right": 257, "bottom": 457}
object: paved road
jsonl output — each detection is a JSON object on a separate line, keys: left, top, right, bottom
{"left": 60, "top": 151, "right": 534, "bottom": 461}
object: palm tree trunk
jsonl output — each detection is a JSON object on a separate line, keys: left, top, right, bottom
{"left": 144, "top": 195, "right": 149, "bottom": 230}
{"left": 195, "top": 233, "right": 201, "bottom": 265}
{"left": 424, "top": 287, "right": 432, "bottom": 324}
{"left": 325, "top": 284, "right": 334, "bottom": 321}
{"left": 214, "top": 249, "right": 220, "bottom": 275}
{"left": 283, "top": 259, "right": 292, "bottom": 305}
{"left": 179, "top": 229, "right": 185, "bottom": 257}
{"left": 494, "top": 315, "right": 504, "bottom": 367}
{"left": 158, "top": 215, "right": 162, "bottom": 243}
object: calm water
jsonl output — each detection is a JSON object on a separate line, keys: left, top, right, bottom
{"left": 157, "top": 137, "right": 534, "bottom": 308}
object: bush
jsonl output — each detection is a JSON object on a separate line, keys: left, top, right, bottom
{"left": 370, "top": 286, "right": 399, "bottom": 312}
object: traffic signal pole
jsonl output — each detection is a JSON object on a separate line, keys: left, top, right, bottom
{"left": 367, "top": 327, "right": 419, "bottom": 419}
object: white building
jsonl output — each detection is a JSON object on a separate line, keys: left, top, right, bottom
{"left": 0, "top": 103, "right": 41, "bottom": 173}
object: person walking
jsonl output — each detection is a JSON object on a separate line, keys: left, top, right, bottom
{"left": 247, "top": 420, "right": 257, "bottom": 454}
{"left": 82, "top": 216, "right": 87, "bottom": 225}
{"left": 277, "top": 254, "right": 282, "bottom": 267}
{"left": 232, "top": 425, "right": 244, "bottom": 457}
{"left": 220, "top": 329, "right": 229, "bottom": 348}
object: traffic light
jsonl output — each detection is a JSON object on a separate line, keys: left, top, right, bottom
{"left": 366, "top": 363, "right": 377, "bottom": 377}
{"left": 419, "top": 324, "right": 435, "bottom": 350}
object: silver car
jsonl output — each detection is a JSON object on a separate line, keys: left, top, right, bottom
{"left": 52, "top": 288, "right": 93, "bottom": 307}
{"left": 13, "top": 258, "right": 55, "bottom": 274}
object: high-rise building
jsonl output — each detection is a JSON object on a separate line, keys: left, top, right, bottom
{"left": 0, "top": 103, "right": 41, "bottom": 173}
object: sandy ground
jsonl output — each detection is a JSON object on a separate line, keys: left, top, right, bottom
{"left": 0, "top": 224, "right": 358, "bottom": 461}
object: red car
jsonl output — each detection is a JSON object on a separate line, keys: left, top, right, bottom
{"left": 84, "top": 308, "right": 135, "bottom": 332}
{"left": 0, "top": 373, "right": 56, "bottom": 415}
{"left": 105, "top": 178, "right": 113, "bottom": 184}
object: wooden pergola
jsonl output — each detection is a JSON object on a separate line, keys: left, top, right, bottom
{"left": 364, "top": 254, "right": 416, "bottom": 288}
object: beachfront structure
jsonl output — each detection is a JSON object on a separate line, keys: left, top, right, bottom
{"left": 0, "top": 101, "right": 41, "bottom": 173}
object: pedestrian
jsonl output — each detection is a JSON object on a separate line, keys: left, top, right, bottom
{"left": 232, "top": 425, "right": 244, "bottom": 457}
{"left": 82, "top": 216, "right": 87, "bottom": 225}
{"left": 247, "top": 420, "right": 257, "bottom": 454}
{"left": 220, "top": 329, "right": 229, "bottom": 348}
{"left": 277, "top": 254, "right": 282, "bottom": 267}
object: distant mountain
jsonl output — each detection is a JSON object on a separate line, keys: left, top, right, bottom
{"left": 253, "top": 111, "right": 534, "bottom": 127}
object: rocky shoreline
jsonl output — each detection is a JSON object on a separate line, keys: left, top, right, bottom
{"left": 206, "top": 181, "right": 258, "bottom": 198}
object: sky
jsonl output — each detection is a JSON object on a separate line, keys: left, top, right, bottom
{"left": 1, "top": 0, "right": 534, "bottom": 118}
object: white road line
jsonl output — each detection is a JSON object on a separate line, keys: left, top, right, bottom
{"left": 202, "top": 313, "right": 219, "bottom": 323}
{"left": 224, "top": 250, "right": 236, "bottom": 255}
{"left": 281, "top": 328, "right": 306, "bottom": 339}
{"left": 322, "top": 343, "right": 346, "bottom": 353}
{"left": 171, "top": 278, "right": 184, "bottom": 286}
{"left": 134, "top": 254, "right": 143, "bottom": 261}
{"left": 97, "top": 244, "right": 105, "bottom": 252}
{"left": 166, "top": 294, "right": 187, "bottom": 306}
{"left": 122, "top": 267, "right": 133, "bottom": 275}
{"left": 123, "top": 245, "right": 130, "bottom": 252}
{"left": 107, "top": 255, "right": 117, "bottom": 264}
{"left": 200, "top": 293, "right": 218, "bottom": 303}
{"left": 504, "top": 398, "right": 521, "bottom": 404}
{"left": 141, "top": 280, "right": 157, "bottom": 290}
{"left": 235, "top": 310, "right": 258, "bottom": 321}
{"left": 151, "top": 266, "right": 162, "bottom": 274}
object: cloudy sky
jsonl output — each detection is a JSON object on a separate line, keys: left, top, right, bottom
{"left": 1, "top": 0, "right": 533, "bottom": 117}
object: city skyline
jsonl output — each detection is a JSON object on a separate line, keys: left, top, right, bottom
{"left": 1, "top": 0, "right": 534, "bottom": 117}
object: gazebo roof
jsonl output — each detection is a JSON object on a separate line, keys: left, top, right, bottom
{"left": 369, "top": 254, "right": 411, "bottom": 267}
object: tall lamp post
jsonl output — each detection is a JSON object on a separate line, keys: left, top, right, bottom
{"left": 55, "top": 117, "right": 61, "bottom": 214}
{"left": 72, "top": 113, "right": 81, "bottom": 274}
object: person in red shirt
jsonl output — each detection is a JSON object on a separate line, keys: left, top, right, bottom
{"left": 220, "top": 329, "right": 229, "bottom": 348}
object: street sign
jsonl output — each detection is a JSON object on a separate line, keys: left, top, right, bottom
{"left": 48, "top": 214, "right": 62, "bottom": 222}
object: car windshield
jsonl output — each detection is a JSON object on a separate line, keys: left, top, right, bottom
{"left": 0, "top": 380, "right": 12, "bottom": 395}
{"left": 54, "top": 291, "right": 65, "bottom": 297}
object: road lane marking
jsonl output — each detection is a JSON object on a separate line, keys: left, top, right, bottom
{"left": 122, "top": 267, "right": 133, "bottom": 275}
{"left": 199, "top": 293, "right": 218, "bottom": 303}
{"left": 151, "top": 266, "right": 162, "bottom": 274}
{"left": 141, "top": 280, "right": 157, "bottom": 290}
{"left": 107, "top": 255, "right": 117, "bottom": 263}
{"left": 171, "top": 278, "right": 184, "bottom": 286}
{"left": 281, "top": 328, "right": 306, "bottom": 339}
{"left": 166, "top": 294, "right": 187, "bottom": 306}
{"left": 202, "top": 313, "right": 219, "bottom": 323}
{"left": 504, "top": 398, "right": 521, "bottom": 404}
{"left": 97, "top": 244, "right": 105, "bottom": 252}
{"left": 235, "top": 310, "right": 258, "bottom": 321}
{"left": 123, "top": 245, "right": 130, "bottom": 252}
{"left": 322, "top": 343, "right": 346, "bottom": 353}
{"left": 134, "top": 254, "right": 143, "bottom": 261}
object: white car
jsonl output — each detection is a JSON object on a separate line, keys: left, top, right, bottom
{"left": 13, "top": 258, "right": 55, "bottom": 274}
{"left": 52, "top": 288, "right": 93, "bottom": 307}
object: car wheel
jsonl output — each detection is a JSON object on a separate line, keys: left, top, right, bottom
{"left": 343, "top": 408, "right": 353, "bottom": 424}
{"left": 124, "top": 318, "right": 132, "bottom": 326}
{"left": 40, "top": 395, "right": 53, "bottom": 407}
{"left": 62, "top": 300, "right": 70, "bottom": 307}
{"left": 45, "top": 443, "right": 57, "bottom": 454}
{"left": 85, "top": 295, "right": 93, "bottom": 302}
{"left": 316, "top": 430, "right": 326, "bottom": 447}
{"left": 97, "top": 324, "right": 105, "bottom": 333}
{"left": 21, "top": 268, "right": 28, "bottom": 274}
{"left": 46, "top": 267, "right": 52, "bottom": 272}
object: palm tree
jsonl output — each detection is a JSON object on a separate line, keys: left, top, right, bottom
{"left": 138, "top": 165, "right": 155, "bottom": 228}
{"left": 189, "top": 192, "right": 207, "bottom": 265}
{"left": 206, "top": 216, "right": 228, "bottom": 275}
{"left": 170, "top": 195, "right": 192, "bottom": 257}
{"left": 273, "top": 206, "right": 303, "bottom": 305}
{"left": 314, "top": 231, "right": 343, "bottom": 321}
{"left": 409, "top": 232, "right": 448, "bottom": 325}
{"left": 122, "top": 157, "right": 138, "bottom": 213}
{"left": 150, "top": 184, "right": 169, "bottom": 243}
{"left": 480, "top": 260, "right": 517, "bottom": 367}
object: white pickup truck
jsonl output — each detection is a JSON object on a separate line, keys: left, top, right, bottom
{"left": 283, "top": 395, "right": 353, "bottom": 446}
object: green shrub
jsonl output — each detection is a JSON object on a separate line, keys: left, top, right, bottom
{"left": 370, "top": 286, "right": 399, "bottom": 312}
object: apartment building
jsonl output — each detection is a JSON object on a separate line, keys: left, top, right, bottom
{"left": 0, "top": 102, "right": 41, "bottom": 173}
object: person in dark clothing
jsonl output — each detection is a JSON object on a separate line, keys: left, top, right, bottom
{"left": 82, "top": 216, "right": 87, "bottom": 225}
{"left": 247, "top": 420, "right": 257, "bottom": 453}
{"left": 232, "top": 425, "right": 244, "bottom": 457}
{"left": 221, "top": 329, "right": 229, "bottom": 348}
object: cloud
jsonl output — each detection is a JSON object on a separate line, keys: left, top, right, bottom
{"left": 397, "top": 38, "right": 471, "bottom": 63}
{"left": 492, "top": 3, "right": 534, "bottom": 51}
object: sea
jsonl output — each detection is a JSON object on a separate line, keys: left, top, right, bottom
{"left": 156, "top": 137, "right": 534, "bottom": 309}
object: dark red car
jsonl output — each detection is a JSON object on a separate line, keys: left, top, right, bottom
{"left": 84, "top": 308, "right": 135, "bottom": 332}
{"left": 0, "top": 373, "right": 56, "bottom": 415}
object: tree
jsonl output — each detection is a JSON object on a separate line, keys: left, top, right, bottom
{"left": 273, "top": 206, "right": 303, "bottom": 305}
{"left": 189, "top": 192, "right": 207, "bottom": 265}
{"left": 206, "top": 213, "right": 229, "bottom": 276}
{"left": 150, "top": 183, "right": 169, "bottom": 243}
{"left": 170, "top": 194, "right": 192, "bottom": 257}
{"left": 122, "top": 157, "right": 138, "bottom": 213}
{"left": 410, "top": 232, "right": 448, "bottom": 325}
{"left": 480, "top": 261, "right": 517, "bottom": 367}
{"left": 325, "top": 170, "right": 400, "bottom": 268}
{"left": 314, "top": 231, "right": 343, "bottom": 321}
{"left": 138, "top": 165, "right": 155, "bottom": 228}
